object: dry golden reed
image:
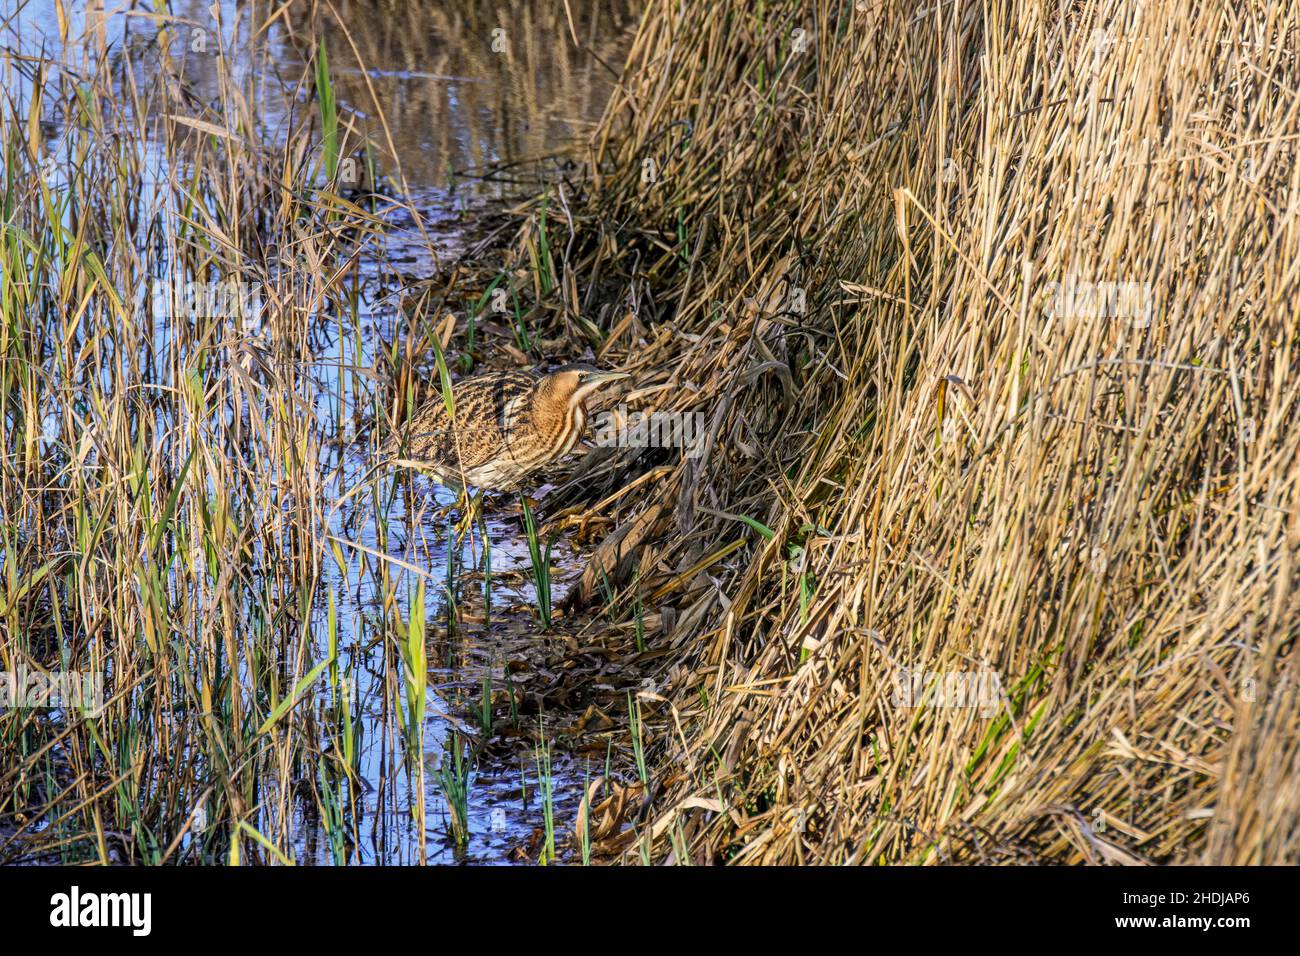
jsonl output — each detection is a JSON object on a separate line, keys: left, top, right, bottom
{"left": 535, "top": 0, "right": 1300, "bottom": 863}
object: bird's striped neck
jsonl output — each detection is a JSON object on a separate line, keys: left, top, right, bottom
{"left": 528, "top": 376, "right": 587, "bottom": 465}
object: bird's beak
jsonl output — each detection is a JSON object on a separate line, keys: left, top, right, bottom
{"left": 578, "top": 370, "right": 631, "bottom": 387}
{"left": 574, "top": 369, "right": 630, "bottom": 404}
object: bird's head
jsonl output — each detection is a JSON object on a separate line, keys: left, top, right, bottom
{"left": 546, "top": 363, "right": 631, "bottom": 411}
{"left": 533, "top": 364, "right": 630, "bottom": 458}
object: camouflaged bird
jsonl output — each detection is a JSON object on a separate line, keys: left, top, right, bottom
{"left": 384, "top": 364, "right": 629, "bottom": 491}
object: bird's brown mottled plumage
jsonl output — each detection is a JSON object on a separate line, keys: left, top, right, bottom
{"left": 384, "top": 365, "right": 626, "bottom": 491}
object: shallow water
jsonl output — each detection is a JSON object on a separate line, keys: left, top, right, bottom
{"left": 3, "top": 0, "right": 637, "bottom": 864}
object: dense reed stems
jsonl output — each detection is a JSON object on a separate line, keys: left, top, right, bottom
{"left": 523, "top": 0, "right": 1300, "bottom": 864}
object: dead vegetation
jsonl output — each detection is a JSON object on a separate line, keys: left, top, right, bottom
{"left": 508, "top": 0, "right": 1300, "bottom": 863}
{"left": 4, "top": 0, "right": 1299, "bottom": 866}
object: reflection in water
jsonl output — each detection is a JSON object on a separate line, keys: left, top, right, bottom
{"left": 301, "top": 0, "right": 638, "bottom": 191}
{"left": 8, "top": 0, "right": 637, "bottom": 238}
{"left": 1, "top": 0, "right": 638, "bottom": 864}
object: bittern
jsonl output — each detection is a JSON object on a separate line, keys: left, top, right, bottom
{"left": 384, "top": 363, "right": 629, "bottom": 496}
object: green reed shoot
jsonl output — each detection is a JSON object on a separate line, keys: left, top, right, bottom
{"left": 315, "top": 40, "right": 338, "bottom": 183}
{"left": 628, "top": 693, "right": 648, "bottom": 786}
{"left": 445, "top": 512, "right": 460, "bottom": 639}
{"left": 319, "top": 756, "right": 346, "bottom": 866}
{"left": 596, "top": 562, "right": 617, "bottom": 621}
{"left": 633, "top": 570, "right": 646, "bottom": 653}
{"left": 520, "top": 497, "right": 554, "bottom": 628}
{"left": 505, "top": 664, "right": 520, "bottom": 728}
{"left": 581, "top": 758, "right": 592, "bottom": 866}
{"left": 669, "top": 817, "right": 690, "bottom": 865}
{"left": 400, "top": 581, "right": 428, "bottom": 761}
{"left": 604, "top": 738, "right": 613, "bottom": 797}
{"left": 437, "top": 732, "right": 472, "bottom": 847}
{"left": 535, "top": 193, "right": 555, "bottom": 296}
{"left": 534, "top": 727, "right": 555, "bottom": 865}
{"left": 428, "top": 326, "right": 456, "bottom": 419}
{"left": 638, "top": 826, "right": 652, "bottom": 866}
{"left": 480, "top": 668, "right": 493, "bottom": 739}
{"left": 509, "top": 282, "right": 532, "bottom": 353}
{"left": 481, "top": 522, "right": 492, "bottom": 623}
